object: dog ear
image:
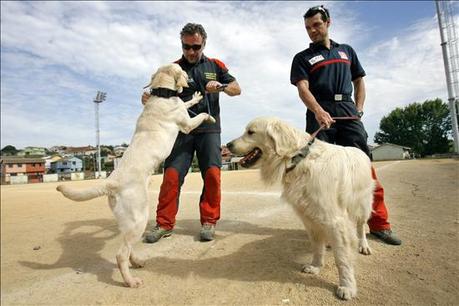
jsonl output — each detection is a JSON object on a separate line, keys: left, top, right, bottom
{"left": 175, "top": 70, "right": 189, "bottom": 92}
{"left": 143, "top": 71, "right": 157, "bottom": 89}
{"left": 266, "top": 120, "right": 297, "bottom": 156}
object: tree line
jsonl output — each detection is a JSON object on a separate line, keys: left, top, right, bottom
{"left": 374, "top": 98, "right": 453, "bottom": 157}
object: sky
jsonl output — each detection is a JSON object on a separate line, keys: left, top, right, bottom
{"left": 1, "top": 1, "right": 457, "bottom": 149}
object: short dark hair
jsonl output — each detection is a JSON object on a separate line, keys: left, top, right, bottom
{"left": 180, "top": 23, "right": 207, "bottom": 41}
{"left": 303, "top": 5, "right": 330, "bottom": 22}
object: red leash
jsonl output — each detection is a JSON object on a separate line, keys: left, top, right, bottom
{"left": 308, "top": 116, "right": 361, "bottom": 144}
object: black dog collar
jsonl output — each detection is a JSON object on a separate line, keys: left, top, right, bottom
{"left": 151, "top": 88, "right": 178, "bottom": 98}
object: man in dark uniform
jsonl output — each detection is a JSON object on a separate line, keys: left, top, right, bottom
{"left": 143, "top": 23, "right": 241, "bottom": 242}
{"left": 290, "top": 5, "right": 401, "bottom": 245}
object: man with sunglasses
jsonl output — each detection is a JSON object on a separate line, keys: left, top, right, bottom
{"left": 143, "top": 23, "right": 241, "bottom": 243}
{"left": 290, "top": 5, "right": 401, "bottom": 245}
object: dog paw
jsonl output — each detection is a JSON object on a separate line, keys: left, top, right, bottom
{"left": 205, "top": 115, "right": 216, "bottom": 124}
{"left": 301, "top": 264, "right": 320, "bottom": 275}
{"left": 359, "top": 245, "right": 372, "bottom": 255}
{"left": 125, "top": 277, "right": 144, "bottom": 288}
{"left": 336, "top": 286, "right": 357, "bottom": 300}
{"left": 192, "top": 91, "right": 203, "bottom": 102}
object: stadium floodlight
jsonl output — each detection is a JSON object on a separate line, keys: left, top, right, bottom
{"left": 436, "top": 0, "right": 459, "bottom": 153}
{"left": 93, "top": 91, "right": 107, "bottom": 178}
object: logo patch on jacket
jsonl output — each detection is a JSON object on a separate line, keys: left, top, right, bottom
{"left": 204, "top": 72, "right": 217, "bottom": 80}
{"left": 338, "top": 51, "right": 349, "bottom": 60}
{"left": 308, "top": 55, "right": 325, "bottom": 65}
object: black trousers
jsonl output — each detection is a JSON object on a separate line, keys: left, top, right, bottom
{"left": 306, "top": 101, "right": 370, "bottom": 157}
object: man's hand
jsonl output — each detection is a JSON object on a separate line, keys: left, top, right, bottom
{"left": 141, "top": 92, "right": 151, "bottom": 105}
{"left": 205, "top": 81, "right": 224, "bottom": 93}
{"left": 314, "top": 108, "right": 335, "bottom": 128}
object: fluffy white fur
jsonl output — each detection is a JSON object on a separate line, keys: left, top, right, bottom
{"left": 227, "top": 117, "right": 375, "bottom": 300}
{"left": 56, "top": 63, "right": 215, "bottom": 288}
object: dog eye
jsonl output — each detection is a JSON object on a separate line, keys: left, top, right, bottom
{"left": 247, "top": 130, "right": 255, "bottom": 135}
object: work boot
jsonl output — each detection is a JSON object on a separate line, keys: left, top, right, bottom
{"left": 200, "top": 223, "right": 215, "bottom": 241}
{"left": 144, "top": 225, "right": 172, "bottom": 243}
{"left": 370, "top": 229, "right": 402, "bottom": 245}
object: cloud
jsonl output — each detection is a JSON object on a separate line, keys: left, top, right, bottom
{"left": 360, "top": 16, "right": 449, "bottom": 143}
{"left": 0, "top": 1, "right": 451, "bottom": 149}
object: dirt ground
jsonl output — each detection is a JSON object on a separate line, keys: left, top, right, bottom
{"left": 1, "top": 159, "right": 458, "bottom": 305}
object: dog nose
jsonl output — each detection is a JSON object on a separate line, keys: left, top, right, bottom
{"left": 226, "top": 142, "right": 234, "bottom": 150}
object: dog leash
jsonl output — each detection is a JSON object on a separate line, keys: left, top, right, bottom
{"left": 286, "top": 116, "right": 361, "bottom": 173}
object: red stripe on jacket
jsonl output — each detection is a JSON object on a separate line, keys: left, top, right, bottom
{"left": 310, "top": 59, "right": 350, "bottom": 73}
{"left": 208, "top": 58, "right": 228, "bottom": 71}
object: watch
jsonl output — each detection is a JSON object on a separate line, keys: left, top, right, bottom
{"left": 357, "top": 111, "right": 364, "bottom": 118}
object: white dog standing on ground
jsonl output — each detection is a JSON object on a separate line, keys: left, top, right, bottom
{"left": 226, "top": 117, "right": 375, "bottom": 300}
{"left": 57, "top": 63, "right": 215, "bottom": 288}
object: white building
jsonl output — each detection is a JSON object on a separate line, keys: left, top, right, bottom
{"left": 371, "top": 143, "right": 411, "bottom": 161}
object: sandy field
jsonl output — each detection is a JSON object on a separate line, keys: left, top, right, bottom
{"left": 1, "top": 159, "right": 458, "bottom": 305}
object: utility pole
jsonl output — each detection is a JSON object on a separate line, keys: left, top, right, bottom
{"left": 436, "top": 0, "right": 459, "bottom": 153}
{"left": 93, "top": 91, "right": 107, "bottom": 178}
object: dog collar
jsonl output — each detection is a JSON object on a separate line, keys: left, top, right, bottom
{"left": 151, "top": 88, "right": 178, "bottom": 98}
{"left": 285, "top": 139, "right": 315, "bottom": 174}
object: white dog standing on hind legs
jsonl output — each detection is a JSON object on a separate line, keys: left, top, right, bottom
{"left": 226, "top": 116, "right": 375, "bottom": 300}
{"left": 56, "top": 63, "right": 215, "bottom": 288}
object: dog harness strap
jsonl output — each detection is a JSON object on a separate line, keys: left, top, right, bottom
{"left": 286, "top": 116, "right": 361, "bottom": 174}
{"left": 151, "top": 88, "right": 178, "bottom": 98}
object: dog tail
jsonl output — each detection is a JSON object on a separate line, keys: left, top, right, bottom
{"left": 56, "top": 180, "right": 118, "bottom": 202}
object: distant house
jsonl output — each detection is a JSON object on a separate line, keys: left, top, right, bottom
{"left": 221, "top": 145, "right": 232, "bottom": 163}
{"left": 51, "top": 157, "right": 83, "bottom": 173}
{"left": 43, "top": 155, "right": 63, "bottom": 172}
{"left": 49, "top": 146, "right": 67, "bottom": 155}
{"left": 0, "top": 156, "right": 46, "bottom": 184}
{"left": 370, "top": 143, "right": 412, "bottom": 161}
{"left": 17, "top": 146, "right": 47, "bottom": 157}
{"left": 224, "top": 156, "right": 243, "bottom": 171}
{"left": 64, "top": 146, "right": 97, "bottom": 156}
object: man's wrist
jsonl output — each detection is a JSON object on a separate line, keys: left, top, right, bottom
{"left": 357, "top": 111, "right": 364, "bottom": 118}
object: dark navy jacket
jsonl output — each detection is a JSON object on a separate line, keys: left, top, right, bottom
{"left": 290, "top": 40, "right": 365, "bottom": 101}
{"left": 176, "top": 55, "right": 236, "bottom": 133}
{"left": 290, "top": 39, "right": 366, "bottom": 122}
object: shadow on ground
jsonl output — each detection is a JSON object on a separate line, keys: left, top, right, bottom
{"left": 19, "top": 218, "right": 335, "bottom": 294}
{"left": 19, "top": 218, "right": 123, "bottom": 287}
{"left": 144, "top": 219, "right": 335, "bottom": 293}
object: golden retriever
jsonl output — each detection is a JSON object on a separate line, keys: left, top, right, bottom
{"left": 56, "top": 63, "right": 215, "bottom": 288}
{"left": 226, "top": 117, "right": 374, "bottom": 300}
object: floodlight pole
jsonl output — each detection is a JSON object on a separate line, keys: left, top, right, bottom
{"left": 93, "top": 91, "right": 106, "bottom": 178}
{"left": 436, "top": 0, "right": 459, "bottom": 153}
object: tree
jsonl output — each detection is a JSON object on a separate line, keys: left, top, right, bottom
{"left": 1, "top": 145, "right": 19, "bottom": 156}
{"left": 374, "top": 99, "right": 452, "bottom": 157}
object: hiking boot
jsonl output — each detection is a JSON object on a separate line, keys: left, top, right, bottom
{"left": 144, "top": 225, "right": 172, "bottom": 243}
{"left": 200, "top": 223, "right": 215, "bottom": 241}
{"left": 370, "top": 229, "right": 402, "bottom": 245}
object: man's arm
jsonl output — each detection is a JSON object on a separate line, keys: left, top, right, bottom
{"left": 223, "top": 80, "right": 241, "bottom": 96}
{"left": 296, "top": 80, "right": 334, "bottom": 128}
{"left": 206, "top": 80, "right": 241, "bottom": 96}
{"left": 353, "top": 77, "right": 366, "bottom": 112}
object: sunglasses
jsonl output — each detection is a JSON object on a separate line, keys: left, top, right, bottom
{"left": 182, "top": 43, "right": 202, "bottom": 51}
{"left": 306, "top": 5, "right": 330, "bottom": 20}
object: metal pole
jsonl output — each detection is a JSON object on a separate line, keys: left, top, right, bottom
{"left": 95, "top": 102, "right": 101, "bottom": 178}
{"left": 93, "top": 91, "right": 106, "bottom": 178}
{"left": 436, "top": 0, "right": 459, "bottom": 153}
